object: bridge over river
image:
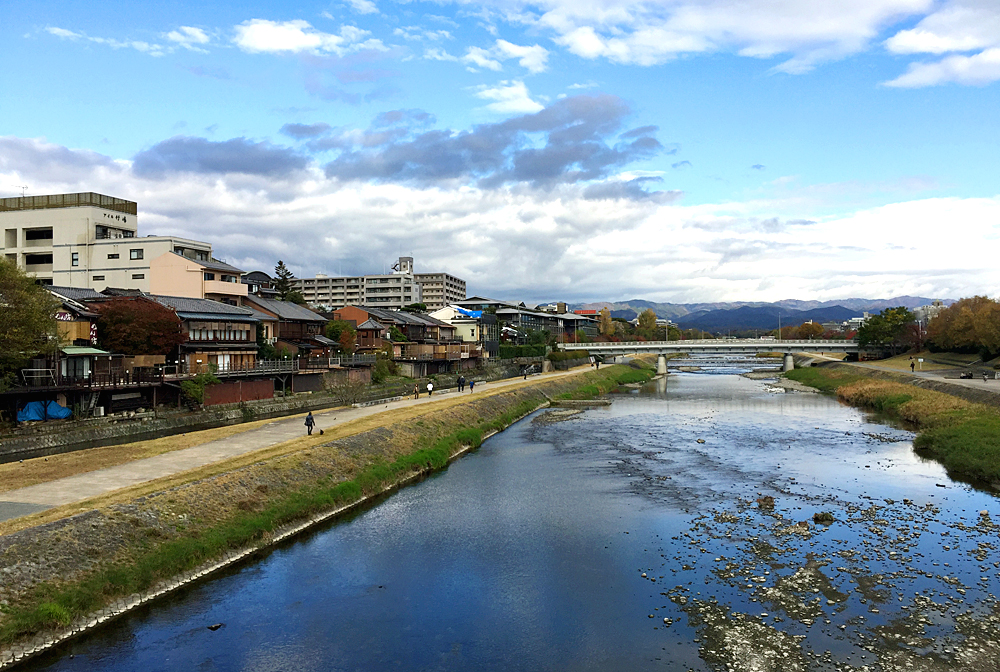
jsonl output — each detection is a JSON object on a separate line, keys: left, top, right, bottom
{"left": 561, "top": 339, "right": 860, "bottom": 373}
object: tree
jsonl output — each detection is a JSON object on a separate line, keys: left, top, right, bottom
{"left": 285, "top": 289, "right": 307, "bottom": 305}
{"left": 857, "top": 306, "right": 914, "bottom": 355}
{"left": 388, "top": 326, "right": 408, "bottom": 342}
{"left": 400, "top": 302, "right": 427, "bottom": 313}
{"left": 273, "top": 260, "right": 296, "bottom": 301}
{"left": 326, "top": 319, "right": 357, "bottom": 352}
{"left": 927, "top": 296, "right": 1000, "bottom": 357}
{"left": 256, "top": 323, "right": 277, "bottom": 360}
{"left": 637, "top": 308, "right": 657, "bottom": 334}
{"left": 95, "top": 297, "right": 187, "bottom": 355}
{"left": 598, "top": 307, "right": 614, "bottom": 337}
{"left": 0, "top": 259, "right": 61, "bottom": 389}
{"left": 796, "top": 322, "right": 824, "bottom": 339}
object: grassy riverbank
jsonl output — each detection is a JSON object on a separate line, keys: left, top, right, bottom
{"left": 786, "top": 366, "right": 1000, "bottom": 485}
{"left": 0, "top": 364, "right": 651, "bottom": 650}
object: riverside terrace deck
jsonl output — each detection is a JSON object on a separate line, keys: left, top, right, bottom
{"left": 561, "top": 339, "right": 861, "bottom": 372}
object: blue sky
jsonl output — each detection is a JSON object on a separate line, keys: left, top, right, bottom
{"left": 2, "top": 0, "right": 999, "bottom": 303}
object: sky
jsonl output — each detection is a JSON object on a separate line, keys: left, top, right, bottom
{"left": 2, "top": 0, "right": 999, "bottom": 304}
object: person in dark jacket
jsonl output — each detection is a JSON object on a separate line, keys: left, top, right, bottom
{"left": 304, "top": 411, "right": 315, "bottom": 435}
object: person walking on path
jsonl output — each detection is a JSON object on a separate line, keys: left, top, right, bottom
{"left": 458, "top": 375, "right": 465, "bottom": 392}
{"left": 304, "top": 411, "right": 315, "bottom": 436}
{"left": 468, "top": 379, "right": 475, "bottom": 393}
{"left": 911, "top": 361, "right": 915, "bottom": 373}
{"left": 413, "top": 383, "right": 419, "bottom": 399}
{"left": 427, "top": 381, "right": 434, "bottom": 396}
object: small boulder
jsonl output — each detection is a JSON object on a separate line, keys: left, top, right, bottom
{"left": 813, "top": 512, "right": 835, "bottom": 524}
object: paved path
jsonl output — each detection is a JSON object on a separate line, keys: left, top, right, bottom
{"left": 0, "top": 370, "right": 585, "bottom": 523}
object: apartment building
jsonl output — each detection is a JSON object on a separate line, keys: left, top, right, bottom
{"left": 292, "top": 257, "right": 464, "bottom": 311}
{"left": 413, "top": 272, "right": 466, "bottom": 310}
{"left": 0, "top": 192, "right": 212, "bottom": 291}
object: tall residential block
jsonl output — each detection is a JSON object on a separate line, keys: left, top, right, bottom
{"left": 291, "top": 257, "right": 466, "bottom": 311}
{"left": 0, "top": 192, "right": 212, "bottom": 291}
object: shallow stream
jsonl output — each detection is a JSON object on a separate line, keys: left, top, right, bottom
{"left": 32, "top": 372, "right": 1000, "bottom": 671}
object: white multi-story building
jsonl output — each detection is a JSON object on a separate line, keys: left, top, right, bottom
{"left": 0, "top": 192, "right": 212, "bottom": 291}
{"left": 292, "top": 257, "right": 465, "bottom": 311}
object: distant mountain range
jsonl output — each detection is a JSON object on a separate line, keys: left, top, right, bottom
{"left": 570, "top": 296, "right": 953, "bottom": 333}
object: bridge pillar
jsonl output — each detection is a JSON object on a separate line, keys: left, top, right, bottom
{"left": 783, "top": 354, "right": 794, "bottom": 372}
{"left": 657, "top": 354, "right": 668, "bottom": 375}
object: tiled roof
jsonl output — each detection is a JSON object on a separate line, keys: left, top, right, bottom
{"left": 48, "top": 286, "right": 105, "bottom": 301}
{"left": 244, "top": 296, "right": 327, "bottom": 322}
{"left": 149, "top": 295, "right": 257, "bottom": 320}
{"left": 357, "top": 318, "right": 386, "bottom": 330}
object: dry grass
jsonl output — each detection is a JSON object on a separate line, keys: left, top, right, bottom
{"left": 836, "top": 380, "right": 971, "bottom": 425}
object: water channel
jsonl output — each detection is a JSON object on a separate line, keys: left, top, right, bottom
{"left": 32, "top": 368, "right": 1000, "bottom": 671}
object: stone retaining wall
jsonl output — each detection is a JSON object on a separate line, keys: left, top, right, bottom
{"left": 0, "top": 394, "right": 343, "bottom": 463}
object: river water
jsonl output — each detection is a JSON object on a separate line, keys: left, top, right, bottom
{"left": 32, "top": 371, "right": 1000, "bottom": 671}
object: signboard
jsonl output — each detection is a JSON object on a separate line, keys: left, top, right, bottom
{"left": 55, "top": 311, "right": 73, "bottom": 321}
{"left": 90, "top": 323, "right": 98, "bottom": 345}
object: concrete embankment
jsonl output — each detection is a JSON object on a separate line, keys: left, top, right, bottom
{"left": 0, "top": 365, "right": 649, "bottom": 668}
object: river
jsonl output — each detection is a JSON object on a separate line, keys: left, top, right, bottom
{"left": 31, "top": 371, "right": 1000, "bottom": 671}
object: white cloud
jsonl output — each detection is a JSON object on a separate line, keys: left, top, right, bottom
{"left": 232, "top": 19, "right": 385, "bottom": 56}
{"left": 461, "top": 39, "right": 550, "bottom": 73}
{"left": 5, "top": 134, "right": 998, "bottom": 302}
{"left": 473, "top": 80, "right": 544, "bottom": 113}
{"left": 395, "top": 26, "right": 452, "bottom": 41}
{"left": 45, "top": 27, "right": 82, "bottom": 39}
{"left": 882, "top": 1, "right": 1000, "bottom": 86}
{"left": 45, "top": 26, "right": 169, "bottom": 56}
{"left": 494, "top": 39, "right": 549, "bottom": 73}
{"left": 884, "top": 47, "right": 1000, "bottom": 86}
{"left": 165, "top": 26, "right": 211, "bottom": 52}
{"left": 494, "top": 0, "right": 932, "bottom": 71}
{"left": 424, "top": 47, "right": 460, "bottom": 62}
{"left": 464, "top": 46, "right": 503, "bottom": 70}
{"left": 346, "top": 0, "right": 379, "bottom": 15}
{"left": 885, "top": 1, "right": 1000, "bottom": 54}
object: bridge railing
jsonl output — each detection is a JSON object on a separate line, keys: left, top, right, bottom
{"left": 561, "top": 339, "right": 857, "bottom": 349}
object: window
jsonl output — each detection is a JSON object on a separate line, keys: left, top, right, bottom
{"left": 132, "top": 273, "right": 144, "bottom": 280}
{"left": 71, "top": 252, "right": 79, "bottom": 267}
{"left": 107, "top": 253, "right": 119, "bottom": 259}
{"left": 129, "top": 249, "right": 143, "bottom": 260}
{"left": 204, "top": 272, "right": 215, "bottom": 281}
{"left": 25, "top": 253, "right": 52, "bottom": 265}
{"left": 24, "top": 228, "right": 53, "bottom": 241}
{"left": 93, "top": 275, "right": 105, "bottom": 281}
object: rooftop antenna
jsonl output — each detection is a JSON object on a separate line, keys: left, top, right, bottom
{"left": 13, "top": 185, "right": 28, "bottom": 197}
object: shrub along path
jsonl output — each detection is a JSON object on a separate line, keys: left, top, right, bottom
{"left": 0, "top": 366, "right": 594, "bottom": 527}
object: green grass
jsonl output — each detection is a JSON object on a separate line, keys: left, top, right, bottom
{"left": 914, "top": 415, "right": 1000, "bottom": 483}
{"left": 786, "top": 365, "right": 1000, "bottom": 485}
{"left": 784, "top": 367, "right": 864, "bottom": 393}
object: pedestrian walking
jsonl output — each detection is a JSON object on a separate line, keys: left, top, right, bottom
{"left": 468, "top": 379, "right": 475, "bottom": 393}
{"left": 458, "top": 375, "right": 465, "bottom": 392}
{"left": 427, "top": 381, "right": 434, "bottom": 396}
{"left": 984, "top": 371, "right": 989, "bottom": 383}
{"left": 413, "top": 383, "right": 419, "bottom": 399}
{"left": 910, "top": 361, "right": 915, "bottom": 372}
{"left": 304, "top": 411, "right": 315, "bottom": 436}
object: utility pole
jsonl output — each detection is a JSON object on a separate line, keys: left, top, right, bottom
{"left": 13, "top": 185, "right": 28, "bottom": 197}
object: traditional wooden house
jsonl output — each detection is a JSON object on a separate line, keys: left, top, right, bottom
{"left": 242, "top": 295, "right": 332, "bottom": 356}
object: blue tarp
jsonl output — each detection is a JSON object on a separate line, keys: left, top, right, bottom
{"left": 17, "top": 400, "right": 73, "bottom": 422}
{"left": 456, "top": 307, "right": 483, "bottom": 318}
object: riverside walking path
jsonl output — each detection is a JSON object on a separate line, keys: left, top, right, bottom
{"left": 0, "top": 369, "right": 588, "bottom": 524}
